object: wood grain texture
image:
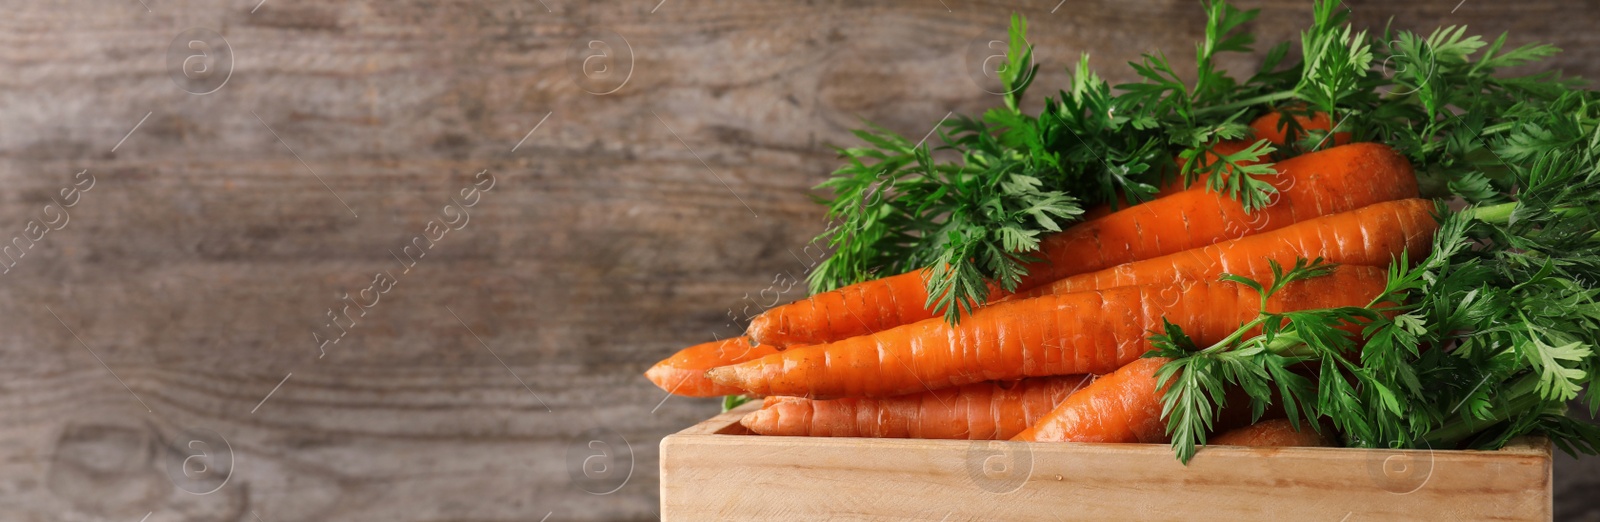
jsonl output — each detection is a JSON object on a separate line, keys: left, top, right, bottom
{"left": 0, "top": 0, "right": 1597, "bottom": 521}
{"left": 663, "top": 404, "right": 1552, "bottom": 521}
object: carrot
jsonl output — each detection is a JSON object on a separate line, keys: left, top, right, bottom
{"left": 645, "top": 338, "right": 780, "bottom": 397}
{"left": 1081, "top": 109, "right": 1344, "bottom": 221}
{"left": 1007, "top": 362, "right": 1304, "bottom": 444}
{"left": 1209, "top": 418, "right": 1333, "bottom": 447}
{"left": 1011, "top": 357, "right": 1172, "bottom": 443}
{"left": 740, "top": 375, "right": 1091, "bottom": 439}
{"left": 1078, "top": 140, "right": 1253, "bottom": 221}
{"left": 1012, "top": 198, "right": 1437, "bottom": 299}
{"left": 711, "top": 265, "right": 1390, "bottom": 399}
{"left": 746, "top": 142, "right": 1415, "bottom": 348}
{"left": 1252, "top": 109, "right": 1352, "bottom": 147}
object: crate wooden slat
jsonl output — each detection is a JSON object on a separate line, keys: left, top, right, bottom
{"left": 660, "top": 404, "right": 1551, "bottom": 521}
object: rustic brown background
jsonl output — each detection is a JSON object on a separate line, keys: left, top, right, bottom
{"left": 3, "top": 0, "right": 1597, "bottom": 520}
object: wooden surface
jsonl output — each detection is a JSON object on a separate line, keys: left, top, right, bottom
{"left": 1, "top": 0, "right": 1598, "bottom": 521}
{"left": 662, "top": 404, "right": 1552, "bottom": 521}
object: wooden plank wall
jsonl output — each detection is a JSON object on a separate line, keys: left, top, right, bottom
{"left": 0, "top": 0, "right": 1595, "bottom": 520}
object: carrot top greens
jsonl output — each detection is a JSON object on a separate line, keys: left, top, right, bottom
{"left": 811, "top": 0, "right": 1600, "bottom": 459}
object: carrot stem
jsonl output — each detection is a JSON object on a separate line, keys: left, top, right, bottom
{"left": 1193, "top": 316, "right": 1309, "bottom": 358}
{"left": 1468, "top": 202, "right": 1519, "bottom": 224}
{"left": 1466, "top": 202, "right": 1600, "bottom": 241}
{"left": 1480, "top": 122, "right": 1517, "bottom": 136}
{"left": 1423, "top": 374, "right": 1547, "bottom": 447}
{"left": 1198, "top": 316, "right": 1267, "bottom": 355}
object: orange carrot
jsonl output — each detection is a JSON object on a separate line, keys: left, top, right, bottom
{"left": 711, "top": 265, "right": 1390, "bottom": 399}
{"left": 645, "top": 338, "right": 780, "bottom": 397}
{"left": 1081, "top": 109, "right": 1345, "bottom": 220}
{"left": 1011, "top": 357, "right": 1172, "bottom": 443}
{"left": 740, "top": 375, "right": 1091, "bottom": 439}
{"left": 747, "top": 142, "right": 1415, "bottom": 348}
{"left": 1252, "top": 109, "right": 1352, "bottom": 147}
{"left": 1012, "top": 198, "right": 1437, "bottom": 299}
{"left": 1079, "top": 140, "right": 1254, "bottom": 221}
{"left": 1209, "top": 418, "right": 1333, "bottom": 447}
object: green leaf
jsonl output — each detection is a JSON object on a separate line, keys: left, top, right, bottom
{"left": 722, "top": 395, "right": 752, "bottom": 412}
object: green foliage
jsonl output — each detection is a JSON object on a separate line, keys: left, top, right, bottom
{"left": 1296, "top": 0, "right": 1371, "bottom": 119}
{"left": 721, "top": 394, "right": 753, "bottom": 412}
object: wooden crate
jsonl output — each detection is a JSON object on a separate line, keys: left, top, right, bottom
{"left": 660, "top": 403, "right": 1551, "bottom": 521}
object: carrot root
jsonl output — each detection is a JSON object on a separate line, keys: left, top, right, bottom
{"left": 711, "top": 266, "right": 1391, "bottom": 399}
{"left": 645, "top": 338, "right": 779, "bottom": 397}
{"left": 1019, "top": 198, "right": 1438, "bottom": 299}
{"left": 1011, "top": 357, "right": 1171, "bottom": 443}
{"left": 740, "top": 375, "right": 1091, "bottom": 439}
{"left": 1209, "top": 418, "right": 1334, "bottom": 447}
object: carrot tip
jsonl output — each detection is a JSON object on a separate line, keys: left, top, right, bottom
{"left": 739, "top": 408, "right": 771, "bottom": 433}
{"left": 643, "top": 366, "right": 671, "bottom": 390}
